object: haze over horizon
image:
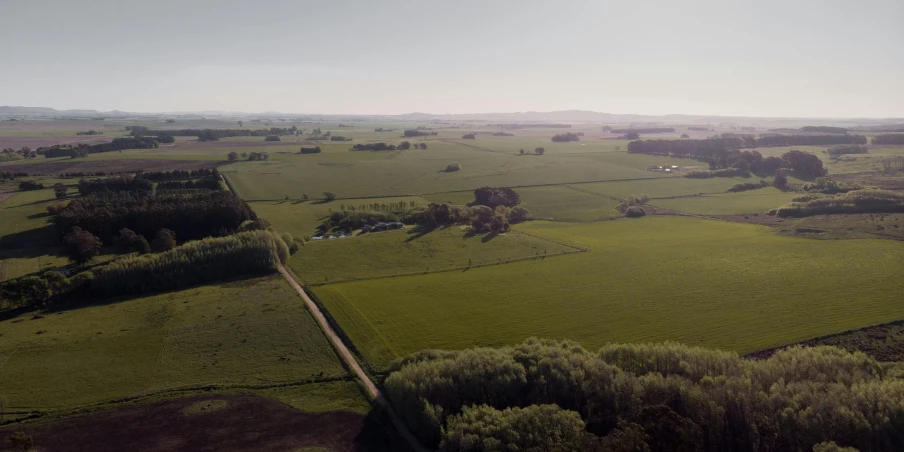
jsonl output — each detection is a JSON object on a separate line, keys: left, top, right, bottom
{"left": 2, "top": 0, "right": 902, "bottom": 118}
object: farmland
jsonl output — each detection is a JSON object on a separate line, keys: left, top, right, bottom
{"left": 313, "top": 216, "right": 904, "bottom": 369}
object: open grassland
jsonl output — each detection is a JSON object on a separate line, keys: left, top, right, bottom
{"left": 0, "top": 276, "right": 347, "bottom": 410}
{"left": 516, "top": 185, "right": 621, "bottom": 221}
{"left": 0, "top": 188, "right": 69, "bottom": 282}
{"left": 578, "top": 176, "right": 751, "bottom": 199}
{"left": 648, "top": 188, "right": 800, "bottom": 215}
{"left": 288, "top": 226, "right": 580, "bottom": 286}
{"left": 313, "top": 217, "right": 904, "bottom": 370}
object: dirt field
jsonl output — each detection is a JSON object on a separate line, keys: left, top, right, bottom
{"left": 0, "top": 159, "right": 221, "bottom": 175}
{"left": 0, "top": 395, "right": 398, "bottom": 452}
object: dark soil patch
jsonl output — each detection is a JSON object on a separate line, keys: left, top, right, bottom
{"left": 748, "top": 320, "right": 904, "bottom": 362}
{"left": 0, "top": 159, "right": 221, "bottom": 176}
{"left": 1, "top": 394, "right": 397, "bottom": 452}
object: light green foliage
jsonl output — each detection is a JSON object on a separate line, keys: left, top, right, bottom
{"left": 314, "top": 217, "right": 904, "bottom": 369}
{"left": 0, "top": 276, "right": 347, "bottom": 409}
{"left": 289, "top": 227, "right": 579, "bottom": 285}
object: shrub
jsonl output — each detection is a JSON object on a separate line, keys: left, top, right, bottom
{"left": 826, "top": 145, "right": 868, "bottom": 157}
{"left": 623, "top": 131, "right": 640, "bottom": 140}
{"left": 472, "top": 187, "right": 521, "bottom": 208}
{"left": 323, "top": 192, "right": 336, "bottom": 201}
{"left": 551, "top": 132, "right": 581, "bottom": 142}
{"left": 228, "top": 151, "right": 239, "bottom": 161}
{"left": 299, "top": 146, "right": 322, "bottom": 154}
{"left": 352, "top": 143, "right": 397, "bottom": 151}
{"left": 18, "top": 180, "right": 44, "bottom": 191}
{"left": 443, "top": 163, "right": 461, "bottom": 172}
{"left": 264, "top": 135, "right": 281, "bottom": 142}
{"left": 769, "top": 189, "right": 904, "bottom": 217}
{"left": 53, "top": 183, "right": 68, "bottom": 199}
{"left": 727, "top": 180, "right": 769, "bottom": 192}
{"left": 330, "top": 135, "right": 351, "bottom": 141}
{"left": 90, "top": 230, "right": 288, "bottom": 297}
{"left": 624, "top": 206, "right": 646, "bottom": 217}
{"left": 462, "top": 133, "right": 476, "bottom": 140}
{"left": 535, "top": 147, "right": 545, "bottom": 155}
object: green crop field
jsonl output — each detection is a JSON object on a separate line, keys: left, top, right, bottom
{"left": 648, "top": 188, "right": 800, "bottom": 215}
{"left": 313, "top": 217, "right": 904, "bottom": 369}
{"left": 516, "top": 185, "right": 621, "bottom": 221}
{"left": 288, "top": 226, "right": 581, "bottom": 286}
{"left": 0, "top": 276, "right": 347, "bottom": 410}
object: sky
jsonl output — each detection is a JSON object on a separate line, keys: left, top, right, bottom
{"left": 1, "top": 0, "right": 902, "bottom": 118}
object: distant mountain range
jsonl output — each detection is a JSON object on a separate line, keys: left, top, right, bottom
{"left": 2, "top": 106, "right": 902, "bottom": 127}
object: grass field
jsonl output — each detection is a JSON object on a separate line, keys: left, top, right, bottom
{"left": 648, "top": 188, "right": 799, "bottom": 215}
{"left": 313, "top": 217, "right": 904, "bottom": 369}
{"left": 288, "top": 226, "right": 581, "bottom": 285}
{"left": 0, "top": 275, "right": 347, "bottom": 410}
{"left": 0, "top": 188, "right": 69, "bottom": 282}
{"left": 249, "top": 196, "right": 430, "bottom": 237}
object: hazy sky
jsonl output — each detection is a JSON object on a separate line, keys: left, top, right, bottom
{"left": 1, "top": 0, "right": 902, "bottom": 117}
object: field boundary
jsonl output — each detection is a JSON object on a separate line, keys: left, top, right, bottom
{"left": 277, "top": 265, "right": 429, "bottom": 452}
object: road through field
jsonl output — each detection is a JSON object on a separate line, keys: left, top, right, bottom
{"left": 277, "top": 265, "right": 428, "bottom": 452}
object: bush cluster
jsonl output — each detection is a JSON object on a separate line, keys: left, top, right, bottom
{"left": 769, "top": 189, "right": 904, "bottom": 217}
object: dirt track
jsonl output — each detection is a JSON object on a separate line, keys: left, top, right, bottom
{"left": 277, "top": 265, "right": 428, "bottom": 452}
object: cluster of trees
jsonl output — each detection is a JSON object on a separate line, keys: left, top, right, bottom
{"left": 90, "top": 230, "right": 288, "bottom": 297}
{"left": 330, "top": 135, "right": 352, "bottom": 141}
{"left": 659, "top": 146, "right": 825, "bottom": 178}
{"left": 404, "top": 203, "right": 531, "bottom": 233}
{"left": 264, "top": 135, "right": 281, "bottom": 142}
{"left": 385, "top": 338, "right": 904, "bottom": 451}
{"left": 53, "top": 191, "right": 256, "bottom": 243}
{"left": 616, "top": 194, "right": 649, "bottom": 217}
{"left": 322, "top": 210, "right": 399, "bottom": 232}
{"left": 75, "top": 130, "right": 103, "bottom": 135}
{"left": 247, "top": 151, "right": 269, "bottom": 161}
{"left": 769, "top": 189, "right": 904, "bottom": 217}
{"left": 352, "top": 142, "right": 399, "bottom": 151}
{"left": 472, "top": 187, "right": 521, "bottom": 209}
{"left": 17, "top": 180, "right": 44, "bottom": 191}
{"left": 491, "top": 124, "right": 571, "bottom": 130}
{"left": 757, "top": 134, "right": 867, "bottom": 146}
{"left": 39, "top": 137, "right": 160, "bottom": 158}
{"left": 801, "top": 177, "right": 861, "bottom": 194}
{"left": 76, "top": 176, "right": 153, "bottom": 195}
{"left": 628, "top": 134, "right": 866, "bottom": 160}
{"left": 519, "top": 147, "right": 545, "bottom": 155}
{"left": 871, "top": 133, "right": 904, "bottom": 145}
{"left": 299, "top": 146, "right": 322, "bottom": 154}
{"left": 1, "top": 147, "right": 36, "bottom": 161}
{"left": 0, "top": 170, "right": 29, "bottom": 181}
{"left": 611, "top": 127, "right": 675, "bottom": 134}
{"left": 826, "top": 145, "right": 868, "bottom": 157}
{"left": 551, "top": 132, "right": 581, "bottom": 143}
{"left": 462, "top": 133, "right": 477, "bottom": 140}
{"left": 140, "top": 168, "right": 218, "bottom": 181}
{"left": 404, "top": 130, "right": 437, "bottom": 137}
{"left": 728, "top": 180, "right": 770, "bottom": 192}
{"left": 443, "top": 163, "right": 462, "bottom": 172}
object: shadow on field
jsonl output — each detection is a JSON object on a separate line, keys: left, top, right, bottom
{"left": 404, "top": 225, "right": 433, "bottom": 242}
{"left": 462, "top": 229, "right": 499, "bottom": 242}
{"left": 1, "top": 394, "right": 410, "bottom": 452}
{"left": 0, "top": 226, "right": 66, "bottom": 259}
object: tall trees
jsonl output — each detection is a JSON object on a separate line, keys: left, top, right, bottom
{"left": 152, "top": 229, "right": 177, "bottom": 253}
{"left": 551, "top": 132, "right": 581, "bottom": 142}
{"left": 472, "top": 187, "right": 521, "bottom": 208}
{"left": 62, "top": 227, "right": 102, "bottom": 264}
{"left": 53, "top": 183, "right": 68, "bottom": 199}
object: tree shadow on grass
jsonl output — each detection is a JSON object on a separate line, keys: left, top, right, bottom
{"left": 403, "top": 224, "right": 433, "bottom": 243}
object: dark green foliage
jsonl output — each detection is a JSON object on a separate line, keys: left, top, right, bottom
{"left": 462, "top": 133, "right": 476, "bottom": 140}
{"left": 782, "top": 150, "right": 828, "bottom": 177}
{"left": 399, "top": 141, "right": 411, "bottom": 150}
{"left": 492, "top": 132, "right": 514, "bottom": 136}
{"left": 247, "top": 151, "right": 269, "bottom": 161}
{"left": 228, "top": 151, "right": 238, "bottom": 161}
{"left": 551, "top": 132, "right": 581, "bottom": 142}
{"left": 756, "top": 134, "right": 866, "bottom": 146}
{"left": 323, "top": 192, "right": 337, "bottom": 201}
{"left": 53, "top": 183, "right": 68, "bottom": 199}
{"left": 54, "top": 191, "right": 256, "bottom": 243}
{"left": 774, "top": 170, "right": 788, "bottom": 189}
{"left": 802, "top": 126, "right": 848, "bottom": 134}
{"left": 18, "top": 180, "right": 44, "bottom": 190}
{"left": 871, "top": 133, "right": 904, "bottom": 145}
{"left": 535, "top": 147, "right": 545, "bottom": 155}
{"left": 139, "top": 169, "right": 218, "bottom": 181}
{"left": 264, "top": 135, "right": 281, "bottom": 141}
{"left": 139, "top": 127, "right": 296, "bottom": 139}
{"left": 117, "top": 228, "right": 150, "bottom": 254}
{"left": 385, "top": 338, "right": 900, "bottom": 451}
{"left": 727, "top": 180, "right": 769, "bottom": 192}
{"left": 826, "top": 145, "right": 868, "bottom": 157}
{"left": 299, "top": 146, "right": 322, "bottom": 154}
{"left": 352, "top": 142, "right": 397, "bottom": 151}
{"left": 801, "top": 177, "right": 860, "bottom": 194}
{"left": 238, "top": 218, "right": 272, "bottom": 232}
{"left": 404, "top": 129, "right": 437, "bottom": 137}
{"left": 330, "top": 135, "right": 351, "bottom": 141}
{"left": 612, "top": 128, "right": 675, "bottom": 134}
{"left": 75, "top": 130, "right": 103, "bottom": 136}
{"left": 769, "top": 189, "right": 904, "bottom": 217}
{"left": 328, "top": 210, "right": 399, "bottom": 230}
{"left": 156, "top": 134, "right": 175, "bottom": 144}
{"left": 62, "top": 227, "right": 102, "bottom": 264}
{"left": 155, "top": 178, "right": 221, "bottom": 191}
{"left": 39, "top": 137, "right": 159, "bottom": 158}
{"left": 712, "top": 168, "right": 750, "bottom": 177}
{"left": 684, "top": 171, "right": 714, "bottom": 179}
{"left": 151, "top": 229, "right": 177, "bottom": 253}
{"left": 77, "top": 175, "right": 153, "bottom": 195}
{"left": 90, "top": 230, "right": 288, "bottom": 297}
{"left": 472, "top": 187, "right": 521, "bottom": 208}
{"left": 623, "top": 132, "right": 640, "bottom": 140}
{"left": 618, "top": 195, "right": 649, "bottom": 216}
{"left": 443, "top": 163, "right": 461, "bottom": 172}
{"left": 624, "top": 206, "right": 646, "bottom": 217}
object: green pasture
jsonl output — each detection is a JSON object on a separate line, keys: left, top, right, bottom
{"left": 516, "top": 185, "right": 621, "bottom": 221}
{"left": 249, "top": 196, "right": 430, "bottom": 237}
{"left": 313, "top": 217, "right": 904, "bottom": 370}
{"left": 648, "top": 188, "right": 799, "bottom": 215}
{"left": 288, "top": 226, "right": 580, "bottom": 286}
{"left": 0, "top": 276, "right": 347, "bottom": 409}
{"left": 0, "top": 189, "right": 69, "bottom": 282}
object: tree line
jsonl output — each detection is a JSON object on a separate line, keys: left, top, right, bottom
{"left": 132, "top": 126, "right": 298, "bottom": 140}
{"left": 1, "top": 147, "right": 36, "bottom": 162}
{"left": 352, "top": 142, "right": 399, "bottom": 151}
{"left": 611, "top": 127, "right": 675, "bottom": 134}
{"left": 871, "top": 134, "right": 904, "bottom": 145}
{"left": 551, "top": 132, "right": 581, "bottom": 142}
{"left": 76, "top": 175, "right": 153, "bottom": 195}
{"left": 768, "top": 189, "right": 904, "bottom": 217}
{"left": 826, "top": 145, "right": 868, "bottom": 157}
{"left": 54, "top": 191, "right": 256, "bottom": 243}
{"left": 39, "top": 137, "right": 160, "bottom": 158}
{"left": 385, "top": 338, "right": 904, "bottom": 451}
